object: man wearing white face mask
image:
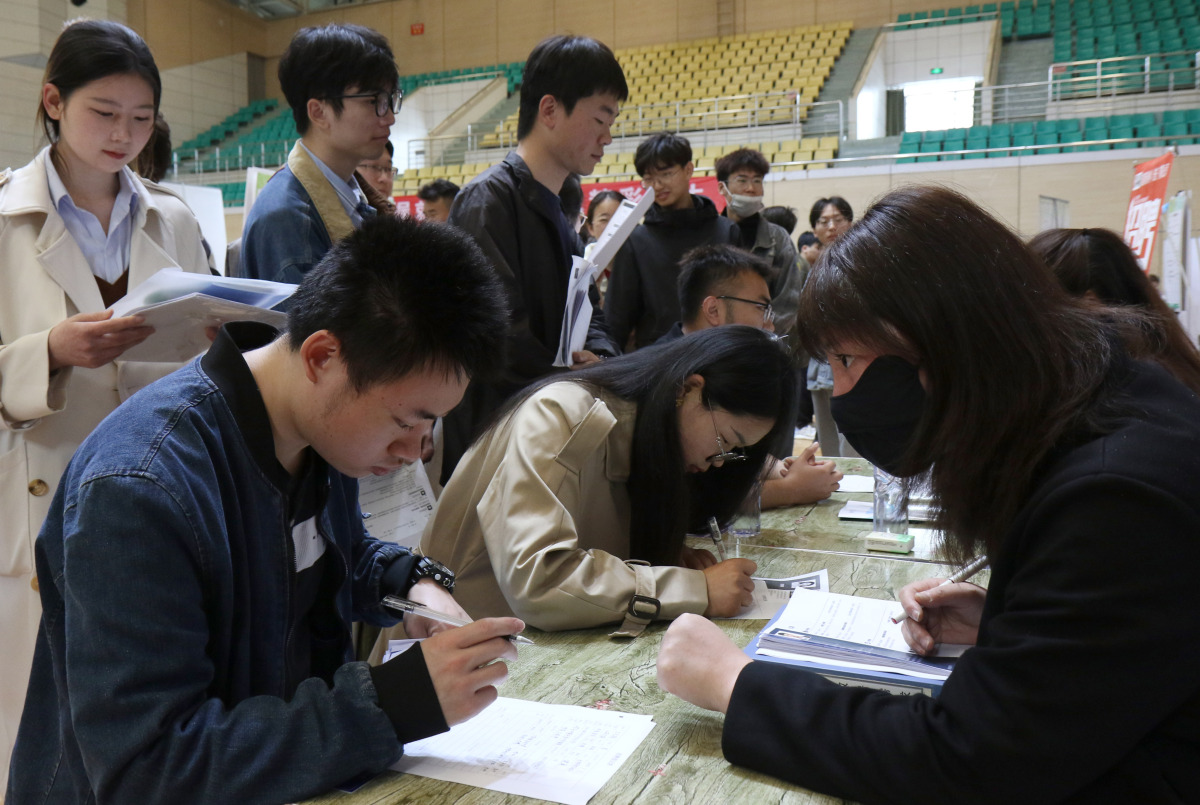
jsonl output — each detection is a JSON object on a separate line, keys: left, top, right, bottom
{"left": 715, "top": 149, "right": 800, "bottom": 339}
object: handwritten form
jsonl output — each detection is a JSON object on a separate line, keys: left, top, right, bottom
{"left": 392, "top": 697, "right": 655, "bottom": 805}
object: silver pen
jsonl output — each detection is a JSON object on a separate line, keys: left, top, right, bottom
{"left": 890, "top": 555, "right": 989, "bottom": 624}
{"left": 383, "top": 595, "right": 535, "bottom": 645}
{"left": 707, "top": 516, "right": 728, "bottom": 562}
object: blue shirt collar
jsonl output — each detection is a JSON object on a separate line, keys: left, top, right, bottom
{"left": 299, "top": 141, "right": 369, "bottom": 224}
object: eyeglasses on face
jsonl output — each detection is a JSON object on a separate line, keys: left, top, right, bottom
{"left": 331, "top": 89, "right": 403, "bottom": 117}
{"left": 706, "top": 406, "right": 748, "bottom": 466}
{"left": 726, "top": 174, "right": 764, "bottom": 191}
{"left": 716, "top": 295, "right": 774, "bottom": 324}
{"left": 358, "top": 164, "right": 398, "bottom": 178}
{"left": 816, "top": 214, "right": 848, "bottom": 228}
{"left": 640, "top": 166, "right": 683, "bottom": 189}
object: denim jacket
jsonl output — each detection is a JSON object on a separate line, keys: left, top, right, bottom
{"left": 239, "top": 143, "right": 393, "bottom": 285}
{"left": 8, "top": 323, "right": 442, "bottom": 804}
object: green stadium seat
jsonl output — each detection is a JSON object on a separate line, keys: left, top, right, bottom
{"left": 1035, "top": 132, "right": 1061, "bottom": 153}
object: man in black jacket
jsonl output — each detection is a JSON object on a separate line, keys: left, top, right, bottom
{"left": 443, "top": 35, "right": 626, "bottom": 483}
{"left": 605, "top": 133, "right": 739, "bottom": 350}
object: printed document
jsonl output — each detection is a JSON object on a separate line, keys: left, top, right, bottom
{"left": 718, "top": 569, "right": 829, "bottom": 620}
{"left": 110, "top": 269, "right": 294, "bottom": 362}
{"left": 553, "top": 189, "right": 655, "bottom": 367}
{"left": 392, "top": 697, "right": 655, "bottom": 805}
{"left": 359, "top": 461, "right": 436, "bottom": 550}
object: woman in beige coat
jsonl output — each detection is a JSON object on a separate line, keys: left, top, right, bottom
{"left": 421, "top": 326, "right": 797, "bottom": 636}
{"left": 0, "top": 20, "right": 211, "bottom": 781}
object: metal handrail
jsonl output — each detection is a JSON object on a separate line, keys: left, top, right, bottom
{"left": 884, "top": 10, "right": 1000, "bottom": 30}
{"left": 438, "top": 96, "right": 845, "bottom": 167}
{"left": 1048, "top": 51, "right": 1200, "bottom": 101}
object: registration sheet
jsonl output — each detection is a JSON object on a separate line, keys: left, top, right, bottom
{"left": 358, "top": 461, "right": 436, "bottom": 549}
{"left": 392, "top": 697, "right": 655, "bottom": 805}
{"left": 718, "top": 569, "right": 830, "bottom": 620}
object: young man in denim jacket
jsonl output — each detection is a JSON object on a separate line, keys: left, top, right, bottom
{"left": 8, "top": 216, "right": 526, "bottom": 803}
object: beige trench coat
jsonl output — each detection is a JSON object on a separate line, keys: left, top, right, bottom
{"left": 420, "top": 381, "right": 709, "bottom": 632}
{"left": 0, "top": 147, "right": 211, "bottom": 782}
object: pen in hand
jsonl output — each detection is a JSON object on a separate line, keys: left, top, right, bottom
{"left": 706, "top": 516, "right": 728, "bottom": 562}
{"left": 383, "top": 595, "right": 535, "bottom": 645}
{"left": 890, "top": 555, "right": 989, "bottom": 624}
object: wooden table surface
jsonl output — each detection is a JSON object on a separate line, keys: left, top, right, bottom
{"left": 307, "top": 504, "right": 961, "bottom": 805}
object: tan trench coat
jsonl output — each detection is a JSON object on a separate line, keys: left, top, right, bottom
{"left": 420, "top": 381, "right": 709, "bottom": 632}
{"left": 0, "top": 147, "right": 211, "bottom": 783}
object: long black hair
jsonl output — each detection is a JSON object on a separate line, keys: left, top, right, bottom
{"left": 1030, "top": 227, "right": 1200, "bottom": 394}
{"left": 39, "top": 20, "right": 161, "bottom": 145}
{"left": 499, "top": 326, "right": 796, "bottom": 565}
{"left": 799, "top": 185, "right": 1142, "bottom": 563}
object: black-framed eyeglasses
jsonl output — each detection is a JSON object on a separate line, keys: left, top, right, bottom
{"left": 716, "top": 295, "right": 774, "bottom": 324}
{"left": 706, "top": 406, "right": 747, "bottom": 466}
{"left": 358, "top": 163, "right": 399, "bottom": 178}
{"left": 331, "top": 89, "right": 403, "bottom": 117}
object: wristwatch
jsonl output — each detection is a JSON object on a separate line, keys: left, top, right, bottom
{"left": 409, "top": 556, "right": 455, "bottom": 593}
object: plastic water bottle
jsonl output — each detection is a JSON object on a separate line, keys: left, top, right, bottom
{"left": 872, "top": 466, "right": 909, "bottom": 535}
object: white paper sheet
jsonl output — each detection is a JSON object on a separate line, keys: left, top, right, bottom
{"left": 392, "top": 697, "right": 655, "bottom": 805}
{"left": 359, "top": 461, "right": 436, "bottom": 550}
{"left": 836, "top": 474, "right": 875, "bottom": 493}
{"left": 838, "top": 499, "right": 935, "bottom": 522}
{"left": 553, "top": 189, "right": 655, "bottom": 367}
{"left": 718, "top": 569, "right": 829, "bottom": 620}
{"left": 109, "top": 269, "right": 294, "bottom": 362}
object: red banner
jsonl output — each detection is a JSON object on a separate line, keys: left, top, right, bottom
{"left": 394, "top": 175, "right": 725, "bottom": 220}
{"left": 1123, "top": 151, "right": 1174, "bottom": 272}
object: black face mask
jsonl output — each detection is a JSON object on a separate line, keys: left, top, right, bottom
{"left": 829, "top": 355, "right": 926, "bottom": 475}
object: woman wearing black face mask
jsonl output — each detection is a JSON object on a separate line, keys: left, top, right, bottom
{"left": 655, "top": 185, "right": 1200, "bottom": 804}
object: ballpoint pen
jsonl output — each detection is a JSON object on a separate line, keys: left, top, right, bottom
{"left": 707, "top": 516, "right": 728, "bottom": 562}
{"left": 383, "top": 595, "right": 535, "bottom": 645}
{"left": 890, "top": 555, "right": 989, "bottom": 624}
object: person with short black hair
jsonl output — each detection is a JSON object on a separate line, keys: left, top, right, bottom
{"left": 661, "top": 245, "right": 842, "bottom": 507}
{"left": 806, "top": 195, "right": 857, "bottom": 457}
{"left": 358, "top": 139, "right": 398, "bottom": 200}
{"left": 442, "top": 34, "right": 627, "bottom": 483}
{"left": 8, "top": 216, "right": 526, "bottom": 803}
{"left": 241, "top": 23, "right": 400, "bottom": 284}
{"left": 761, "top": 205, "right": 797, "bottom": 235}
{"left": 605, "top": 132, "right": 739, "bottom": 350}
{"left": 715, "top": 148, "right": 801, "bottom": 339}
{"left": 418, "top": 177, "right": 460, "bottom": 222}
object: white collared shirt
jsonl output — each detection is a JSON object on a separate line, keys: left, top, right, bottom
{"left": 44, "top": 155, "right": 140, "bottom": 285}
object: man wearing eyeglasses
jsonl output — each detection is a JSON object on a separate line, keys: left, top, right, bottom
{"left": 605, "top": 132, "right": 740, "bottom": 352}
{"left": 241, "top": 24, "right": 401, "bottom": 286}
{"left": 659, "top": 245, "right": 843, "bottom": 508}
{"left": 358, "top": 140, "right": 399, "bottom": 202}
{"left": 713, "top": 149, "right": 801, "bottom": 340}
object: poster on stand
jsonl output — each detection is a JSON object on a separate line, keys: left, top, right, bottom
{"left": 1122, "top": 151, "right": 1174, "bottom": 272}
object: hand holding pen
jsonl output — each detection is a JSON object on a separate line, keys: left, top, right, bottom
{"left": 385, "top": 596, "right": 535, "bottom": 645}
{"left": 894, "top": 556, "right": 989, "bottom": 656}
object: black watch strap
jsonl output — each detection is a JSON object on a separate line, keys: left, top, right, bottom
{"left": 410, "top": 556, "right": 455, "bottom": 593}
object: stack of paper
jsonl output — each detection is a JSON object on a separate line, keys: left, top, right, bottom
{"left": 110, "top": 269, "right": 295, "bottom": 362}
{"left": 746, "top": 589, "right": 969, "bottom": 696}
{"left": 838, "top": 499, "right": 936, "bottom": 522}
